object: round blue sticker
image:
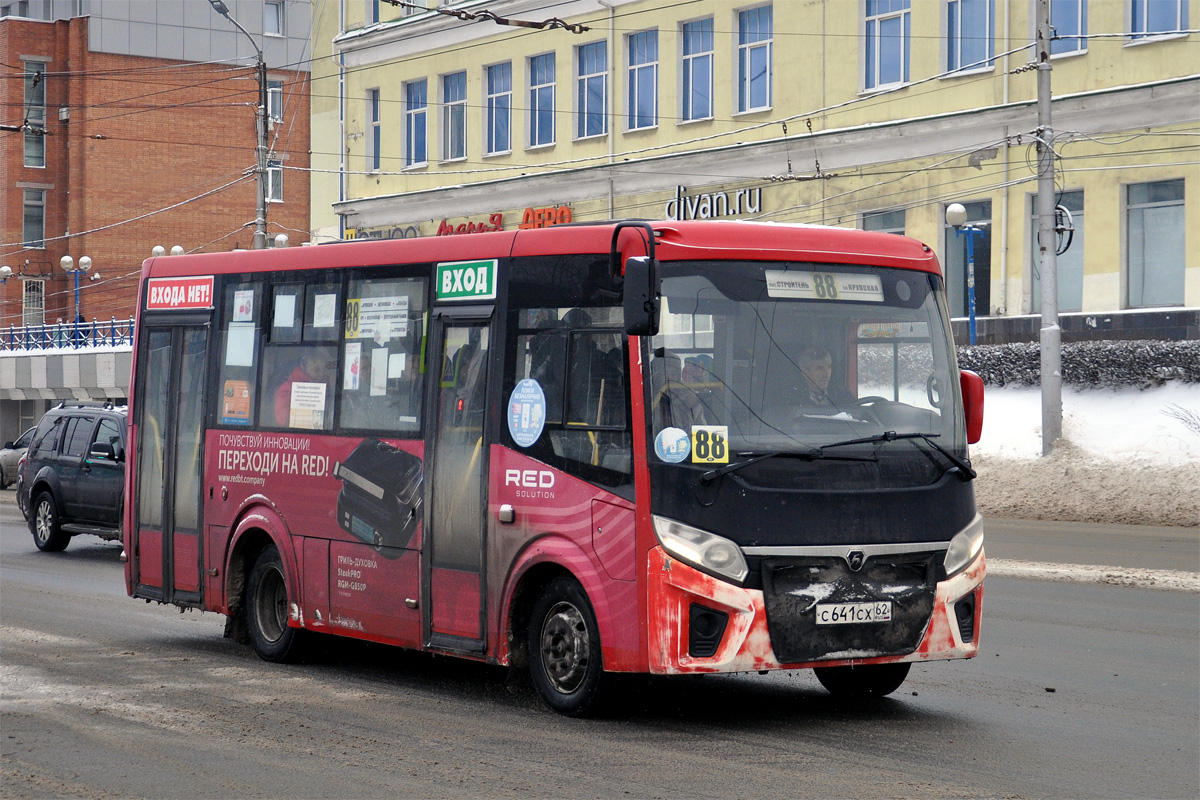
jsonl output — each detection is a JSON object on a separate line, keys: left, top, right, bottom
{"left": 654, "top": 427, "right": 691, "bottom": 463}
{"left": 507, "top": 378, "right": 547, "bottom": 447}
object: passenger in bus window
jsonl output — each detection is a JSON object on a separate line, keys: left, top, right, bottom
{"left": 274, "top": 349, "right": 334, "bottom": 427}
{"left": 795, "top": 346, "right": 854, "bottom": 408}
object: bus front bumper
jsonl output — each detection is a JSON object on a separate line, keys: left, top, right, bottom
{"left": 645, "top": 545, "right": 985, "bottom": 675}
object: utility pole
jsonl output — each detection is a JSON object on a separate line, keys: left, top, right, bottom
{"left": 1036, "top": 0, "right": 1062, "bottom": 455}
{"left": 209, "top": 0, "right": 269, "bottom": 250}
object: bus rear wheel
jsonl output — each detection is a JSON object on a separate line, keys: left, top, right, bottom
{"left": 814, "top": 662, "right": 910, "bottom": 699}
{"left": 528, "top": 576, "right": 604, "bottom": 716}
{"left": 246, "top": 544, "right": 305, "bottom": 662}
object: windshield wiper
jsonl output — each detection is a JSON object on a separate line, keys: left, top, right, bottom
{"left": 699, "top": 449, "right": 877, "bottom": 484}
{"left": 820, "top": 431, "right": 976, "bottom": 481}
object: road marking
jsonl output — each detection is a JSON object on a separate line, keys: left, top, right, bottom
{"left": 989, "top": 559, "right": 1200, "bottom": 592}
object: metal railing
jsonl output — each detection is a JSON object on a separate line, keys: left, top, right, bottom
{"left": 1, "top": 318, "right": 135, "bottom": 351}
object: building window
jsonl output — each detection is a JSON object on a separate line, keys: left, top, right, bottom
{"left": 529, "top": 53, "right": 555, "bottom": 147}
{"left": 737, "top": 5, "right": 772, "bottom": 113}
{"left": 948, "top": 0, "right": 995, "bottom": 72}
{"left": 1030, "top": 190, "right": 1084, "bottom": 313}
{"left": 402, "top": 0, "right": 427, "bottom": 16}
{"left": 1131, "top": 0, "right": 1188, "bottom": 37}
{"left": 1050, "top": 0, "right": 1087, "bottom": 55}
{"left": 405, "top": 79, "right": 427, "bottom": 166}
{"left": 23, "top": 280, "right": 45, "bottom": 327}
{"left": 267, "top": 160, "right": 283, "bottom": 202}
{"left": 264, "top": 1, "right": 284, "bottom": 36}
{"left": 628, "top": 31, "right": 658, "bottom": 130}
{"left": 367, "top": 0, "right": 379, "bottom": 24}
{"left": 367, "top": 88, "right": 381, "bottom": 171}
{"left": 442, "top": 71, "right": 466, "bottom": 161}
{"left": 577, "top": 42, "right": 607, "bottom": 139}
{"left": 23, "top": 188, "right": 45, "bottom": 248}
{"left": 23, "top": 61, "right": 46, "bottom": 167}
{"left": 268, "top": 79, "right": 283, "bottom": 122}
{"left": 681, "top": 18, "right": 714, "bottom": 121}
{"left": 486, "top": 63, "right": 512, "bottom": 155}
{"left": 863, "top": 208, "right": 906, "bottom": 234}
{"left": 943, "top": 200, "right": 992, "bottom": 318}
{"left": 865, "top": 1, "right": 909, "bottom": 90}
{"left": 1127, "top": 179, "right": 1185, "bottom": 308}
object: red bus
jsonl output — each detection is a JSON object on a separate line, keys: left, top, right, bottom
{"left": 124, "top": 220, "right": 985, "bottom": 715}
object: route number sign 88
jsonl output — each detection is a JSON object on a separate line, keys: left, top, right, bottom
{"left": 691, "top": 426, "right": 729, "bottom": 464}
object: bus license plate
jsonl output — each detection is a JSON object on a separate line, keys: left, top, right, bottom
{"left": 815, "top": 601, "right": 892, "bottom": 625}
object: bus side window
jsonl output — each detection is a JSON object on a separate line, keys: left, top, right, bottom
{"left": 507, "top": 305, "right": 632, "bottom": 488}
{"left": 216, "top": 281, "right": 262, "bottom": 428}
{"left": 340, "top": 274, "right": 427, "bottom": 435}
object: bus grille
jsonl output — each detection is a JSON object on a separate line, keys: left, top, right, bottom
{"left": 760, "top": 553, "right": 938, "bottom": 664}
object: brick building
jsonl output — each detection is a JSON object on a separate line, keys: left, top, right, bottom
{"left": 2, "top": 5, "right": 310, "bottom": 331}
{"left": 1, "top": 2, "right": 311, "bottom": 442}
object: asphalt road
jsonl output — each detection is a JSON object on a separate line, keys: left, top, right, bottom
{"left": 1, "top": 497, "right": 1198, "bottom": 799}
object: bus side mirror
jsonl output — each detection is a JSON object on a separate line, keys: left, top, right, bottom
{"left": 960, "top": 369, "right": 984, "bottom": 444}
{"left": 623, "top": 256, "right": 660, "bottom": 337}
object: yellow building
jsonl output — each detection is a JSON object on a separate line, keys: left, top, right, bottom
{"left": 311, "top": 0, "right": 1198, "bottom": 338}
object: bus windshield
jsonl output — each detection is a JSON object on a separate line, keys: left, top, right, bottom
{"left": 646, "top": 260, "right": 967, "bottom": 488}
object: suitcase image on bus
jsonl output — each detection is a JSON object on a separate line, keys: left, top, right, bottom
{"left": 332, "top": 438, "right": 422, "bottom": 554}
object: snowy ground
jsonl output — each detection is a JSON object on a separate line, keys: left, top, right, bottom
{"left": 971, "top": 383, "right": 1200, "bottom": 527}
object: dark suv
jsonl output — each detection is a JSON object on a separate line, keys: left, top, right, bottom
{"left": 16, "top": 401, "right": 127, "bottom": 552}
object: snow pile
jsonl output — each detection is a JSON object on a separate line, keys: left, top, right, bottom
{"left": 971, "top": 383, "right": 1200, "bottom": 527}
{"left": 958, "top": 339, "right": 1200, "bottom": 388}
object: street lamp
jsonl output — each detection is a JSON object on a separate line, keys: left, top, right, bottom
{"left": 60, "top": 255, "right": 92, "bottom": 339}
{"left": 946, "top": 203, "right": 985, "bottom": 347}
{"left": 209, "top": 0, "right": 270, "bottom": 250}
{"left": 0, "top": 265, "right": 12, "bottom": 284}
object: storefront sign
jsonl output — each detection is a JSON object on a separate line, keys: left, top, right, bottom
{"left": 436, "top": 214, "right": 505, "bottom": 236}
{"left": 518, "top": 206, "right": 573, "bottom": 229}
{"left": 345, "top": 225, "right": 422, "bottom": 240}
{"left": 665, "top": 185, "right": 762, "bottom": 221}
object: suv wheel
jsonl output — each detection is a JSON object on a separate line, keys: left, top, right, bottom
{"left": 31, "top": 492, "right": 70, "bottom": 552}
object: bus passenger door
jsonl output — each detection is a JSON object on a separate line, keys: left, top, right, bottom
{"left": 132, "top": 324, "right": 209, "bottom": 606}
{"left": 424, "top": 312, "right": 491, "bottom": 653}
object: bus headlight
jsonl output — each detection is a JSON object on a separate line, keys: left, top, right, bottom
{"left": 943, "top": 515, "right": 984, "bottom": 578}
{"left": 653, "top": 515, "right": 749, "bottom": 585}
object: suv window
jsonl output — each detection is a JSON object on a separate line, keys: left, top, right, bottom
{"left": 92, "top": 418, "right": 122, "bottom": 458}
{"left": 30, "top": 418, "right": 63, "bottom": 457}
{"left": 62, "top": 417, "right": 94, "bottom": 459}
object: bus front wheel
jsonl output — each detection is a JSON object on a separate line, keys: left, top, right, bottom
{"left": 814, "top": 662, "right": 910, "bottom": 699}
{"left": 246, "top": 544, "right": 305, "bottom": 663}
{"left": 528, "top": 576, "right": 604, "bottom": 716}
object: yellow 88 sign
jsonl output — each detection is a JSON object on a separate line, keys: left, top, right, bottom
{"left": 690, "top": 426, "right": 729, "bottom": 464}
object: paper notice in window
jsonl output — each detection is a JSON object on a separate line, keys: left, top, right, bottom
{"left": 273, "top": 294, "right": 296, "bottom": 328}
{"left": 225, "top": 322, "right": 255, "bottom": 367}
{"left": 221, "top": 379, "right": 251, "bottom": 425}
{"left": 288, "top": 382, "right": 327, "bottom": 429}
{"left": 371, "top": 347, "right": 388, "bottom": 396}
{"left": 388, "top": 352, "right": 406, "bottom": 378}
{"left": 313, "top": 294, "right": 336, "bottom": 328}
{"left": 233, "top": 289, "right": 255, "bottom": 322}
{"left": 344, "top": 342, "right": 361, "bottom": 391}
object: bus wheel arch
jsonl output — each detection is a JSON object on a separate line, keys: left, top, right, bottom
{"left": 506, "top": 562, "right": 575, "bottom": 670}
